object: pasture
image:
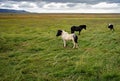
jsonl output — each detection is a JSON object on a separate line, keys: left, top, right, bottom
{"left": 0, "top": 13, "right": 120, "bottom": 81}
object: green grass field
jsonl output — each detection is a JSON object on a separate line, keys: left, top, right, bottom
{"left": 0, "top": 13, "right": 120, "bottom": 81}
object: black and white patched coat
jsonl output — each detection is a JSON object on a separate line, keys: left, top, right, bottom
{"left": 56, "top": 30, "right": 78, "bottom": 48}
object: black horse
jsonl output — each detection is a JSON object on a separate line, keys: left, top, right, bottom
{"left": 71, "top": 25, "right": 86, "bottom": 35}
{"left": 108, "top": 24, "right": 114, "bottom": 31}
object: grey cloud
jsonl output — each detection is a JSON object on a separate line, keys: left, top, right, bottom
{"left": 36, "top": 1, "right": 47, "bottom": 7}
{"left": 0, "top": 0, "right": 38, "bottom": 1}
{"left": 1, "top": 4, "right": 13, "bottom": 8}
{"left": 67, "top": 3, "right": 76, "bottom": 7}
{"left": 0, "top": 0, "right": 120, "bottom": 4}
{"left": 18, "top": 3, "right": 35, "bottom": 8}
{"left": 42, "top": 0, "right": 120, "bottom": 4}
{"left": 0, "top": 0, "right": 120, "bottom": 13}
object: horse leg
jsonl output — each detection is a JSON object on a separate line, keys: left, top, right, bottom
{"left": 63, "top": 40, "right": 66, "bottom": 47}
{"left": 112, "top": 28, "right": 115, "bottom": 31}
{"left": 73, "top": 42, "right": 79, "bottom": 48}
{"left": 79, "top": 31, "right": 80, "bottom": 35}
{"left": 72, "top": 39, "right": 76, "bottom": 48}
{"left": 75, "top": 43, "right": 78, "bottom": 48}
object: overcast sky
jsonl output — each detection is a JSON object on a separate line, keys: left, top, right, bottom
{"left": 0, "top": 0, "right": 120, "bottom": 13}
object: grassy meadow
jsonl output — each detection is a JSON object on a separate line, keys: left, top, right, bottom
{"left": 0, "top": 13, "right": 120, "bottom": 81}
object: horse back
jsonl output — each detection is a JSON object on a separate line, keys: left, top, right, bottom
{"left": 71, "top": 26, "right": 81, "bottom": 30}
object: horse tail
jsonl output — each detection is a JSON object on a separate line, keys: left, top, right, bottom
{"left": 73, "top": 34, "right": 78, "bottom": 43}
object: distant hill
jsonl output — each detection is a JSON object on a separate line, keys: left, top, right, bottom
{"left": 0, "top": 9, "right": 29, "bottom": 13}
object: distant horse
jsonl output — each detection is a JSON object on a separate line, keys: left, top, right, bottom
{"left": 108, "top": 24, "right": 114, "bottom": 31}
{"left": 56, "top": 30, "right": 78, "bottom": 48}
{"left": 71, "top": 25, "right": 86, "bottom": 35}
